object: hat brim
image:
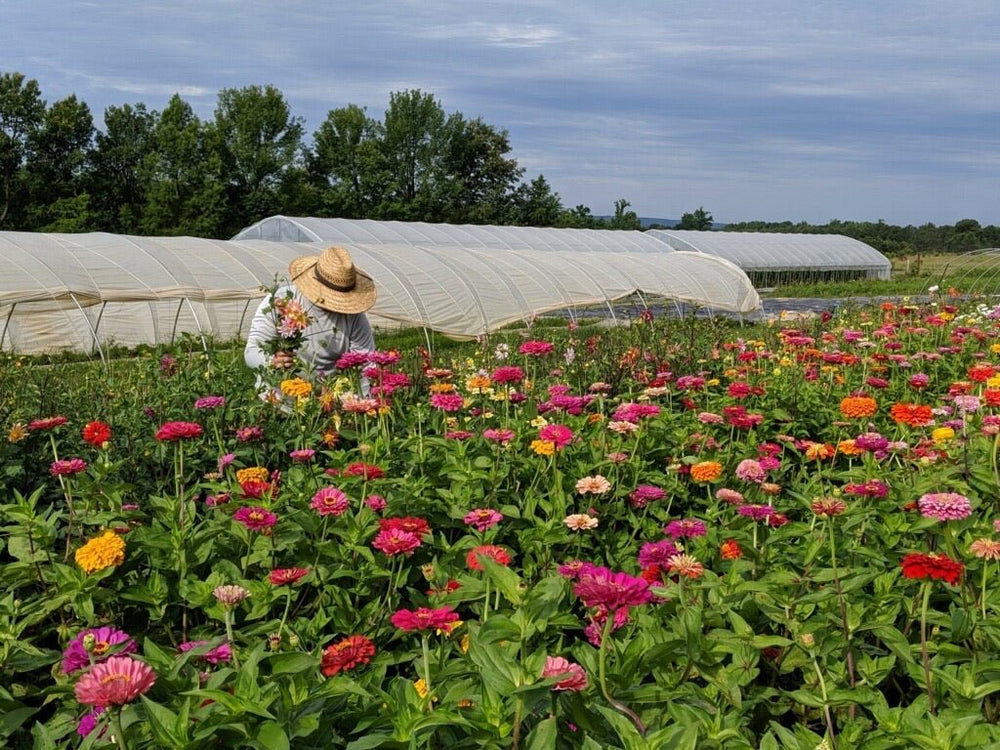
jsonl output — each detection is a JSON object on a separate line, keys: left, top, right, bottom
{"left": 288, "top": 255, "right": 377, "bottom": 314}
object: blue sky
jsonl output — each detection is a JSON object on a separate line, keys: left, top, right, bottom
{"left": 4, "top": 0, "right": 999, "bottom": 226}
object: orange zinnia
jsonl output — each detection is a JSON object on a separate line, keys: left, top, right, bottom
{"left": 836, "top": 439, "right": 863, "bottom": 457}
{"left": 890, "top": 402, "right": 934, "bottom": 427}
{"left": 690, "top": 461, "right": 723, "bottom": 483}
{"left": 986, "top": 389, "right": 1000, "bottom": 407}
{"left": 804, "top": 442, "right": 835, "bottom": 461}
{"left": 839, "top": 395, "right": 877, "bottom": 419}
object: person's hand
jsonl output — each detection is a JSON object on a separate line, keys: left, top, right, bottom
{"left": 271, "top": 351, "right": 296, "bottom": 370}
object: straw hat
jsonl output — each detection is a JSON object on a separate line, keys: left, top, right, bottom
{"left": 288, "top": 246, "right": 376, "bottom": 314}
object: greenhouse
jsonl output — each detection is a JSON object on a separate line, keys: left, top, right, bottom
{"left": 0, "top": 230, "right": 760, "bottom": 355}
{"left": 646, "top": 229, "right": 891, "bottom": 287}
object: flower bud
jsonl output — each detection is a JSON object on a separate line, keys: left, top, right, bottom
{"left": 82, "top": 634, "right": 97, "bottom": 652}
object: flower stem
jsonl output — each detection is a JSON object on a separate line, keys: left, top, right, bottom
{"left": 421, "top": 634, "right": 432, "bottom": 700}
{"left": 920, "top": 581, "right": 936, "bottom": 715}
{"left": 811, "top": 653, "right": 837, "bottom": 750}
{"left": 597, "top": 614, "right": 646, "bottom": 735}
{"left": 111, "top": 706, "right": 130, "bottom": 750}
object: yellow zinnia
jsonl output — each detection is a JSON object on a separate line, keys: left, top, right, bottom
{"left": 280, "top": 378, "right": 312, "bottom": 399}
{"left": 932, "top": 427, "right": 955, "bottom": 445}
{"left": 236, "top": 466, "right": 269, "bottom": 484}
{"left": 530, "top": 439, "right": 555, "bottom": 456}
{"left": 75, "top": 531, "right": 126, "bottom": 574}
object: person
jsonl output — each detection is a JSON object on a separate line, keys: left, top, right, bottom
{"left": 244, "top": 246, "right": 377, "bottom": 385}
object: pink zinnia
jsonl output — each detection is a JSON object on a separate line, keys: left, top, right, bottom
{"left": 664, "top": 518, "right": 707, "bottom": 539}
{"left": 491, "top": 366, "right": 525, "bottom": 384}
{"left": 734, "top": 458, "right": 766, "bottom": 483}
{"left": 538, "top": 424, "right": 573, "bottom": 448}
{"left": 483, "top": 428, "right": 516, "bottom": 444}
{"left": 194, "top": 395, "right": 226, "bottom": 410}
{"left": 573, "top": 566, "right": 652, "bottom": 610}
{"left": 236, "top": 425, "right": 264, "bottom": 442}
{"left": 233, "top": 506, "right": 277, "bottom": 531}
{"left": 715, "top": 488, "right": 745, "bottom": 505}
{"left": 737, "top": 504, "right": 775, "bottom": 521}
{"left": 268, "top": 567, "right": 310, "bottom": 586}
{"left": 629, "top": 484, "right": 666, "bottom": 508}
{"left": 372, "top": 528, "right": 422, "bottom": 556}
{"left": 29, "top": 415, "right": 68, "bottom": 431}
{"left": 178, "top": 640, "right": 232, "bottom": 665}
{"left": 335, "top": 351, "right": 370, "bottom": 369}
{"left": 390, "top": 606, "right": 461, "bottom": 633}
{"left": 464, "top": 508, "right": 503, "bottom": 532}
{"left": 365, "top": 494, "right": 387, "bottom": 511}
{"left": 154, "top": 421, "right": 203, "bottom": 441}
{"left": 430, "top": 393, "right": 465, "bottom": 412}
{"left": 541, "top": 656, "right": 588, "bottom": 692}
{"left": 62, "top": 627, "right": 136, "bottom": 674}
{"left": 311, "top": 487, "right": 350, "bottom": 517}
{"left": 289, "top": 448, "right": 316, "bottom": 462}
{"left": 575, "top": 475, "right": 611, "bottom": 495}
{"left": 73, "top": 656, "right": 156, "bottom": 706}
{"left": 50, "top": 458, "right": 88, "bottom": 476}
{"left": 518, "top": 340, "right": 554, "bottom": 356}
{"left": 917, "top": 492, "right": 972, "bottom": 521}
{"left": 612, "top": 403, "right": 661, "bottom": 422}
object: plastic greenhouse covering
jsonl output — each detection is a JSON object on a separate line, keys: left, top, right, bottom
{"left": 0, "top": 231, "right": 760, "bottom": 355}
{"left": 646, "top": 229, "right": 891, "bottom": 281}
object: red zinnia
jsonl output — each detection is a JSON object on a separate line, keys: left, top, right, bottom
{"left": 900, "top": 552, "right": 964, "bottom": 585}
{"left": 321, "top": 635, "right": 376, "bottom": 676}
{"left": 155, "top": 421, "right": 203, "bottom": 441}
{"left": 466, "top": 545, "right": 512, "bottom": 571}
{"left": 82, "top": 420, "right": 112, "bottom": 447}
{"left": 379, "top": 516, "right": 431, "bottom": 537}
{"left": 29, "top": 415, "right": 68, "bottom": 431}
{"left": 268, "top": 567, "right": 310, "bottom": 586}
{"left": 343, "top": 462, "right": 385, "bottom": 480}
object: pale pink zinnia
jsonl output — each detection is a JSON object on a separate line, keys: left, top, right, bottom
{"left": 666, "top": 553, "right": 705, "bottom": 579}
{"left": 464, "top": 508, "right": 503, "bottom": 532}
{"left": 541, "top": 656, "right": 588, "bottom": 692}
{"left": 564, "top": 513, "right": 599, "bottom": 531}
{"left": 918, "top": 492, "right": 971, "bottom": 521}
{"left": 575, "top": 475, "right": 611, "bottom": 495}
{"left": 73, "top": 656, "right": 156, "bottom": 706}
{"left": 734, "top": 458, "right": 766, "bottom": 483}
{"left": 970, "top": 538, "right": 1000, "bottom": 560}
{"left": 607, "top": 420, "right": 639, "bottom": 435}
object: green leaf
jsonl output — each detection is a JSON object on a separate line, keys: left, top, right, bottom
{"left": 525, "top": 716, "right": 557, "bottom": 750}
{"left": 254, "top": 721, "right": 289, "bottom": 750}
{"left": 268, "top": 652, "right": 317, "bottom": 675}
{"left": 140, "top": 696, "right": 185, "bottom": 747}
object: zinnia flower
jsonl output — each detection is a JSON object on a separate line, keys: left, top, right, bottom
{"left": 811, "top": 497, "right": 847, "bottom": 517}
{"left": 538, "top": 424, "right": 574, "bottom": 448}
{"left": 321, "top": 635, "right": 376, "bottom": 676}
{"left": 664, "top": 518, "right": 707, "bottom": 539}
{"left": 690, "top": 461, "right": 723, "bottom": 483}
{"left": 890, "top": 403, "right": 934, "bottom": 427}
{"left": 638, "top": 539, "right": 680, "bottom": 568}
{"left": 178, "top": 640, "right": 232, "bottom": 665}
{"left": 564, "top": 513, "right": 599, "bottom": 531}
{"left": 463, "top": 508, "right": 503, "bottom": 532}
{"left": 233, "top": 506, "right": 278, "bottom": 532}
{"left": 483, "top": 428, "right": 516, "bottom": 444}
{"left": 28, "top": 415, "right": 68, "bottom": 431}
{"left": 970, "top": 538, "right": 1000, "bottom": 561}
{"left": 466, "top": 545, "right": 512, "bottom": 571}
{"left": 900, "top": 552, "right": 964, "bottom": 585}
{"left": 81, "top": 420, "right": 112, "bottom": 447}
{"left": 629, "top": 484, "right": 666, "bottom": 508}
{"left": 720, "top": 539, "right": 743, "bottom": 560}
{"left": 289, "top": 448, "right": 316, "bottom": 462}
{"left": 372, "top": 528, "right": 422, "bottom": 556}
{"left": 518, "top": 340, "right": 554, "bottom": 356}
{"left": 194, "top": 395, "right": 226, "bottom": 410}
{"left": 430, "top": 393, "right": 465, "bottom": 411}
{"left": 73, "top": 656, "right": 157, "bottom": 706}
{"left": 311, "top": 487, "right": 350, "bottom": 517}
{"left": 268, "top": 567, "right": 310, "bottom": 586}
{"left": 155, "top": 421, "right": 203, "bottom": 441}
{"left": 50, "top": 458, "right": 88, "bottom": 476}
{"left": 74, "top": 531, "right": 126, "bottom": 574}
{"left": 390, "top": 606, "right": 461, "bottom": 633}
{"left": 917, "top": 492, "right": 971, "bottom": 521}
{"left": 541, "top": 656, "right": 588, "bottom": 692}
{"left": 280, "top": 378, "right": 312, "bottom": 398}
{"left": 574, "top": 566, "right": 652, "bottom": 610}
{"left": 491, "top": 365, "right": 525, "bottom": 384}
{"left": 666, "top": 553, "right": 705, "bottom": 579}
{"left": 839, "top": 395, "right": 877, "bottom": 419}
{"left": 575, "top": 475, "right": 611, "bottom": 495}
{"left": 62, "top": 627, "right": 136, "bottom": 674}
{"left": 734, "top": 458, "right": 766, "bottom": 483}
{"left": 212, "top": 584, "right": 250, "bottom": 608}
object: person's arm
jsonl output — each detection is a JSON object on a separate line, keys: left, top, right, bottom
{"left": 346, "top": 313, "right": 376, "bottom": 354}
{"left": 244, "top": 296, "right": 278, "bottom": 370}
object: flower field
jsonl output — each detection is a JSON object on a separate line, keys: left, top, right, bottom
{"left": 6, "top": 297, "right": 1000, "bottom": 749}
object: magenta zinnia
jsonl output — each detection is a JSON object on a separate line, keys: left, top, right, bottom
{"left": 573, "top": 566, "right": 652, "bottom": 610}
{"left": 390, "top": 606, "right": 461, "bottom": 633}
{"left": 73, "top": 656, "right": 156, "bottom": 706}
{"left": 233, "top": 506, "right": 277, "bottom": 531}
{"left": 62, "top": 627, "right": 136, "bottom": 674}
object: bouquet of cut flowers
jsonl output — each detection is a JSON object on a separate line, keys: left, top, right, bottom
{"left": 261, "top": 286, "right": 312, "bottom": 364}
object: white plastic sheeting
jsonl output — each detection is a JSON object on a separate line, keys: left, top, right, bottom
{"left": 0, "top": 231, "right": 760, "bottom": 354}
{"left": 647, "top": 229, "right": 891, "bottom": 279}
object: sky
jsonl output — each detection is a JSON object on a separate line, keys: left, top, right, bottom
{"left": 3, "top": 0, "right": 999, "bottom": 227}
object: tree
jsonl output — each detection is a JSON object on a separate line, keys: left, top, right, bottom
{"left": 141, "top": 95, "right": 226, "bottom": 237}
{"left": 557, "top": 204, "right": 600, "bottom": 228}
{"left": 85, "top": 103, "right": 156, "bottom": 233}
{"left": 435, "top": 115, "right": 523, "bottom": 223}
{"left": 379, "top": 89, "right": 446, "bottom": 218}
{"left": 608, "top": 198, "right": 641, "bottom": 230}
{"left": 677, "top": 206, "right": 713, "bottom": 230}
{"left": 308, "top": 104, "right": 386, "bottom": 218}
{"left": 23, "top": 94, "right": 95, "bottom": 231}
{"left": 213, "top": 84, "right": 305, "bottom": 233}
{"left": 509, "top": 174, "right": 563, "bottom": 226}
{"left": 0, "top": 72, "right": 46, "bottom": 227}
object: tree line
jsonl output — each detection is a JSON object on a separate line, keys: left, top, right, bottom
{"left": 0, "top": 72, "right": 644, "bottom": 238}
{"left": 2, "top": 70, "right": 996, "bottom": 252}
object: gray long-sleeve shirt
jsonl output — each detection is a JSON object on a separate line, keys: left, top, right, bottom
{"left": 244, "top": 285, "right": 375, "bottom": 377}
